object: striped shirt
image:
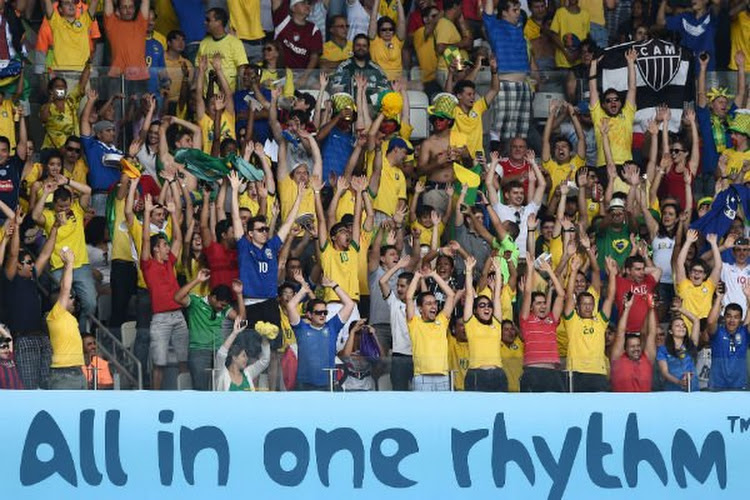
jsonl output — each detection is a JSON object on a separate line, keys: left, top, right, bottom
{"left": 483, "top": 14, "right": 529, "bottom": 74}
{"left": 520, "top": 314, "right": 560, "bottom": 366}
{"left": 0, "top": 360, "right": 23, "bottom": 389}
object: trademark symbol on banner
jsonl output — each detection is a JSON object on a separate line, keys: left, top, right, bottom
{"left": 726, "top": 416, "right": 750, "bottom": 434}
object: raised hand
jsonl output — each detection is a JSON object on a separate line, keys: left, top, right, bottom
{"left": 625, "top": 48, "right": 637, "bottom": 64}
{"left": 686, "top": 229, "right": 699, "bottom": 243}
{"left": 310, "top": 174, "right": 324, "bottom": 192}
{"left": 232, "top": 279, "right": 243, "bottom": 295}
{"left": 197, "top": 268, "right": 211, "bottom": 282}
{"left": 227, "top": 171, "right": 241, "bottom": 190}
{"left": 144, "top": 194, "right": 154, "bottom": 213}
{"left": 321, "top": 276, "right": 337, "bottom": 288}
{"left": 351, "top": 175, "right": 368, "bottom": 192}
{"left": 414, "top": 179, "right": 425, "bottom": 194}
{"left": 465, "top": 255, "right": 476, "bottom": 270}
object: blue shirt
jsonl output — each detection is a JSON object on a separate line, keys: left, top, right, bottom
{"left": 483, "top": 14, "right": 529, "bottom": 74}
{"left": 171, "top": 0, "right": 206, "bottom": 44}
{"left": 145, "top": 37, "right": 166, "bottom": 94}
{"left": 666, "top": 12, "right": 717, "bottom": 70}
{"left": 0, "top": 156, "right": 22, "bottom": 212}
{"left": 709, "top": 325, "right": 748, "bottom": 390}
{"left": 294, "top": 315, "right": 344, "bottom": 387}
{"left": 696, "top": 104, "right": 735, "bottom": 175}
{"left": 237, "top": 235, "right": 283, "bottom": 299}
{"left": 321, "top": 127, "right": 354, "bottom": 185}
{"left": 81, "top": 135, "right": 122, "bottom": 191}
{"left": 656, "top": 344, "right": 698, "bottom": 392}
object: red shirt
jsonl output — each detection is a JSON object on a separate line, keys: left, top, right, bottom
{"left": 141, "top": 253, "right": 182, "bottom": 314}
{"left": 520, "top": 314, "right": 560, "bottom": 366}
{"left": 499, "top": 158, "right": 531, "bottom": 194}
{"left": 272, "top": 4, "right": 323, "bottom": 69}
{"left": 407, "top": 0, "right": 444, "bottom": 34}
{"left": 611, "top": 352, "right": 653, "bottom": 392}
{"left": 203, "top": 241, "right": 239, "bottom": 288}
{"left": 615, "top": 274, "right": 657, "bottom": 332}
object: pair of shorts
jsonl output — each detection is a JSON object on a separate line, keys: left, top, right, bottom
{"left": 150, "top": 311, "right": 189, "bottom": 366}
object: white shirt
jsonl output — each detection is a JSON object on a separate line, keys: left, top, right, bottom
{"left": 346, "top": 0, "right": 370, "bottom": 41}
{"left": 492, "top": 201, "right": 540, "bottom": 256}
{"left": 720, "top": 262, "right": 750, "bottom": 309}
{"left": 651, "top": 235, "right": 675, "bottom": 284}
{"left": 387, "top": 292, "right": 412, "bottom": 355}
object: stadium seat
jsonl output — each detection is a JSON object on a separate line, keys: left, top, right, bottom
{"left": 121, "top": 321, "right": 136, "bottom": 352}
{"left": 408, "top": 90, "right": 430, "bottom": 140}
{"left": 532, "top": 92, "right": 565, "bottom": 121}
{"left": 176, "top": 372, "right": 193, "bottom": 390}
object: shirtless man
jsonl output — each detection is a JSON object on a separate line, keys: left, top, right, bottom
{"left": 417, "top": 94, "right": 471, "bottom": 214}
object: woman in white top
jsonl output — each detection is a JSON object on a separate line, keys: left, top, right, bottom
{"left": 214, "top": 317, "right": 270, "bottom": 391}
{"left": 640, "top": 194, "right": 685, "bottom": 317}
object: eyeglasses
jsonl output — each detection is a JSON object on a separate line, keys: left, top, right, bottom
{"left": 605, "top": 97, "right": 620, "bottom": 103}
{"left": 254, "top": 226, "right": 270, "bottom": 233}
{"left": 312, "top": 310, "right": 328, "bottom": 316}
{"left": 670, "top": 148, "right": 685, "bottom": 154}
{"left": 476, "top": 302, "right": 493, "bottom": 309}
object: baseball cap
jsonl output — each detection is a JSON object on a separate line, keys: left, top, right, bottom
{"left": 290, "top": 0, "right": 307, "bottom": 7}
{"left": 609, "top": 198, "right": 626, "bottom": 210}
{"left": 387, "top": 137, "right": 414, "bottom": 154}
{"left": 93, "top": 120, "right": 115, "bottom": 134}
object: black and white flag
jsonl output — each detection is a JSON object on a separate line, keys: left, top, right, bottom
{"left": 599, "top": 39, "right": 694, "bottom": 133}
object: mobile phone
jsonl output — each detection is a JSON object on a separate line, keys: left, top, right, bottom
{"left": 624, "top": 291, "right": 633, "bottom": 301}
{"left": 718, "top": 281, "right": 726, "bottom": 294}
{"left": 239, "top": 320, "right": 248, "bottom": 330}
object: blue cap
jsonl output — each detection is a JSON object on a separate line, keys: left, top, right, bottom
{"left": 387, "top": 137, "right": 414, "bottom": 154}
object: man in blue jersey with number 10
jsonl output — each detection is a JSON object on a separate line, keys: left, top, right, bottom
{"left": 229, "top": 171, "right": 304, "bottom": 345}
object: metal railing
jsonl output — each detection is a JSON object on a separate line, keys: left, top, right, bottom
{"left": 88, "top": 315, "right": 143, "bottom": 390}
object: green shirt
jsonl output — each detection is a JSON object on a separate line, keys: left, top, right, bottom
{"left": 187, "top": 294, "right": 230, "bottom": 351}
{"left": 596, "top": 224, "right": 632, "bottom": 269}
{"left": 229, "top": 373, "right": 252, "bottom": 391}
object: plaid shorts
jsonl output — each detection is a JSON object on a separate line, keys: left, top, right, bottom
{"left": 490, "top": 80, "right": 533, "bottom": 142}
{"left": 15, "top": 335, "right": 52, "bottom": 389}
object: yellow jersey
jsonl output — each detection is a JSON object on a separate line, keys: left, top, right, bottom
{"left": 410, "top": 312, "right": 450, "bottom": 376}
{"left": 366, "top": 148, "right": 407, "bottom": 217}
{"left": 370, "top": 36, "right": 404, "bottom": 81}
{"left": 48, "top": 302, "right": 85, "bottom": 368}
{"left": 448, "top": 334, "right": 470, "bottom": 390}
{"left": 199, "top": 113, "right": 236, "bottom": 154}
{"left": 43, "top": 201, "right": 89, "bottom": 270}
{"left": 591, "top": 101, "right": 635, "bottom": 166}
{"left": 500, "top": 337, "right": 524, "bottom": 392}
{"left": 543, "top": 155, "right": 584, "bottom": 203}
{"left": 320, "top": 241, "right": 360, "bottom": 302}
{"left": 465, "top": 316, "right": 503, "bottom": 369}
{"left": 676, "top": 278, "right": 715, "bottom": 330}
{"left": 453, "top": 98, "right": 488, "bottom": 159}
{"left": 563, "top": 310, "right": 608, "bottom": 375}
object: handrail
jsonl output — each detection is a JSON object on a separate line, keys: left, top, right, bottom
{"left": 88, "top": 315, "right": 143, "bottom": 390}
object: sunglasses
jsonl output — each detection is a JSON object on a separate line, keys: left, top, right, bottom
{"left": 670, "top": 148, "right": 685, "bottom": 154}
{"left": 254, "top": 226, "right": 270, "bottom": 233}
{"left": 605, "top": 97, "right": 620, "bottom": 103}
{"left": 312, "top": 310, "right": 328, "bottom": 316}
{"left": 476, "top": 302, "right": 493, "bottom": 309}
{"left": 21, "top": 259, "right": 33, "bottom": 266}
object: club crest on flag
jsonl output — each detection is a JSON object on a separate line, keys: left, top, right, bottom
{"left": 634, "top": 39, "right": 682, "bottom": 92}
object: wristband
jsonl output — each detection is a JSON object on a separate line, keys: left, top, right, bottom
{"left": 588, "top": 75, "right": 597, "bottom": 80}
{"left": 66, "top": 177, "right": 71, "bottom": 186}
{"left": 332, "top": 284, "right": 340, "bottom": 290}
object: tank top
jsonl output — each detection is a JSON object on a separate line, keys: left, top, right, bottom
{"left": 652, "top": 235, "right": 675, "bottom": 284}
{"left": 660, "top": 166, "right": 688, "bottom": 211}
{"left": 229, "top": 373, "right": 252, "bottom": 391}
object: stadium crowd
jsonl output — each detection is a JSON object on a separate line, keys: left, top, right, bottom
{"left": 0, "top": 0, "right": 749, "bottom": 392}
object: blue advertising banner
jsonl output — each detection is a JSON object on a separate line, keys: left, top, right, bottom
{"left": 2, "top": 391, "right": 749, "bottom": 499}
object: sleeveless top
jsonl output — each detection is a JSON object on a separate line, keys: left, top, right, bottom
{"left": 652, "top": 235, "right": 675, "bottom": 284}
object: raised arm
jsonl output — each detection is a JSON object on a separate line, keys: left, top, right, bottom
{"left": 675, "top": 229, "right": 698, "bottom": 283}
{"left": 57, "top": 247, "right": 75, "bottom": 312}
{"left": 368, "top": 0, "right": 379, "bottom": 39}
{"left": 431, "top": 270, "right": 456, "bottom": 318}
{"left": 611, "top": 292, "right": 633, "bottom": 361}
{"left": 706, "top": 233, "right": 722, "bottom": 284}
{"left": 707, "top": 284, "right": 723, "bottom": 336}
{"left": 697, "top": 53, "right": 709, "bottom": 108}
{"left": 602, "top": 256, "right": 619, "bottom": 318}
{"left": 625, "top": 48, "right": 637, "bottom": 107}
{"left": 227, "top": 172, "right": 245, "bottom": 240}
{"left": 588, "top": 56, "right": 600, "bottom": 108}
{"left": 396, "top": 0, "right": 407, "bottom": 41}
{"left": 277, "top": 182, "right": 305, "bottom": 242}
{"left": 462, "top": 256, "right": 477, "bottom": 322}
{"left": 286, "top": 273, "right": 312, "bottom": 326}
{"left": 405, "top": 270, "right": 422, "bottom": 321}
{"left": 736, "top": 51, "right": 746, "bottom": 108}
{"left": 104, "top": 0, "right": 114, "bottom": 16}
{"left": 80, "top": 88, "right": 98, "bottom": 137}
{"left": 174, "top": 268, "right": 211, "bottom": 307}
{"left": 141, "top": 194, "right": 154, "bottom": 261}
